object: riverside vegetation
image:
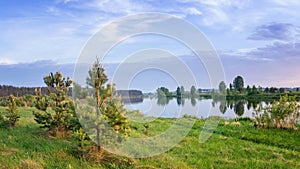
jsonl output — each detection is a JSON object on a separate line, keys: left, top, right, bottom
{"left": 0, "top": 63, "right": 300, "bottom": 168}
{"left": 0, "top": 107, "right": 300, "bottom": 168}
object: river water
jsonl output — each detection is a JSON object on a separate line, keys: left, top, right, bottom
{"left": 124, "top": 97, "right": 269, "bottom": 119}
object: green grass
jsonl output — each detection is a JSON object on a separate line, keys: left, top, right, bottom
{"left": 0, "top": 107, "right": 300, "bottom": 168}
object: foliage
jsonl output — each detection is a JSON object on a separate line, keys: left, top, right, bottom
{"left": 72, "top": 128, "right": 135, "bottom": 167}
{"left": 279, "top": 87, "right": 285, "bottom": 93}
{"left": 33, "top": 72, "right": 79, "bottom": 137}
{"left": 22, "top": 94, "right": 35, "bottom": 107}
{"left": 180, "top": 86, "right": 185, "bottom": 95}
{"left": 254, "top": 95, "right": 300, "bottom": 130}
{"left": 233, "top": 75, "right": 244, "bottom": 92}
{"left": 190, "top": 85, "right": 197, "bottom": 97}
{"left": 1, "top": 108, "right": 300, "bottom": 168}
{"left": 218, "top": 81, "right": 226, "bottom": 94}
{"left": 156, "top": 87, "right": 173, "bottom": 98}
{"left": 75, "top": 58, "right": 130, "bottom": 152}
{"left": 176, "top": 87, "right": 181, "bottom": 98}
{"left": 234, "top": 101, "right": 245, "bottom": 116}
{"left": 219, "top": 100, "right": 227, "bottom": 114}
{"left": 7, "top": 95, "right": 20, "bottom": 127}
{"left": 72, "top": 83, "right": 88, "bottom": 99}
{"left": 0, "top": 95, "right": 20, "bottom": 128}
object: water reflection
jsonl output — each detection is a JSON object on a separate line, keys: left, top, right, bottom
{"left": 157, "top": 96, "right": 170, "bottom": 106}
{"left": 191, "top": 97, "right": 196, "bottom": 107}
{"left": 234, "top": 101, "right": 245, "bottom": 116}
{"left": 122, "top": 96, "right": 273, "bottom": 118}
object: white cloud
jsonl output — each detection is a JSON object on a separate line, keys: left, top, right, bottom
{"left": 0, "top": 58, "right": 17, "bottom": 65}
{"left": 186, "top": 7, "right": 202, "bottom": 15}
{"left": 86, "top": 0, "right": 149, "bottom": 15}
{"left": 202, "top": 8, "right": 228, "bottom": 26}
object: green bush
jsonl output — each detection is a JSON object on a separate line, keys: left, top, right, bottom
{"left": 0, "top": 95, "right": 20, "bottom": 128}
{"left": 254, "top": 95, "right": 300, "bottom": 130}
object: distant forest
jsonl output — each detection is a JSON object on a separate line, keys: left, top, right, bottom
{"left": 0, "top": 85, "right": 52, "bottom": 97}
{"left": 0, "top": 85, "right": 143, "bottom": 98}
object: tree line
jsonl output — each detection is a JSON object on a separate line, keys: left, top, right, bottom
{"left": 156, "top": 85, "right": 198, "bottom": 98}
{"left": 0, "top": 85, "right": 71, "bottom": 97}
{"left": 219, "top": 75, "right": 300, "bottom": 99}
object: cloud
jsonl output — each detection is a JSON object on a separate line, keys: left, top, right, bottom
{"left": 222, "top": 40, "right": 300, "bottom": 61}
{"left": 248, "top": 23, "right": 300, "bottom": 41}
{"left": 186, "top": 7, "right": 202, "bottom": 15}
{"left": 0, "top": 58, "right": 17, "bottom": 65}
{"left": 250, "top": 42, "right": 300, "bottom": 60}
{"left": 202, "top": 8, "right": 228, "bottom": 26}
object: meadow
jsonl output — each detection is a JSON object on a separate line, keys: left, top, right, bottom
{"left": 0, "top": 106, "right": 299, "bottom": 169}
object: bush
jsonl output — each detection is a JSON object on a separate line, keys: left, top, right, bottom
{"left": 0, "top": 95, "right": 20, "bottom": 128}
{"left": 254, "top": 95, "right": 300, "bottom": 130}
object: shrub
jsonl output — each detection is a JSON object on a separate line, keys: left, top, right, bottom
{"left": 0, "top": 95, "right": 20, "bottom": 128}
{"left": 254, "top": 95, "right": 300, "bottom": 130}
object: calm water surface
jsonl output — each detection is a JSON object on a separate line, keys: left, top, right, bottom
{"left": 124, "top": 97, "right": 269, "bottom": 119}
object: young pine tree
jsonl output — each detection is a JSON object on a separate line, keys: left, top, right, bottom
{"left": 34, "top": 72, "right": 79, "bottom": 137}
{"left": 75, "top": 58, "right": 130, "bottom": 152}
{"left": 8, "top": 95, "right": 20, "bottom": 127}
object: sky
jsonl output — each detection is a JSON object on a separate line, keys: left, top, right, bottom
{"left": 1, "top": 0, "right": 300, "bottom": 92}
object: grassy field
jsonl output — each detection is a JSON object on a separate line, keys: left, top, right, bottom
{"left": 0, "top": 107, "right": 300, "bottom": 169}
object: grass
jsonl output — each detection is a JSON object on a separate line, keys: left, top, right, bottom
{"left": 0, "top": 107, "right": 300, "bottom": 168}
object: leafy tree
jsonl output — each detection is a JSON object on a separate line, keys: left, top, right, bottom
{"left": 226, "top": 88, "right": 231, "bottom": 96}
{"left": 233, "top": 76, "right": 244, "bottom": 92}
{"left": 218, "top": 81, "right": 226, "bottom": 94}
{"left": 258, "top": 86, "right": 263, "bottom": 93}
{"left": 252, "top": 85, "right": 258, "bottom": 95}
{"left": 264, "top": 87, "right": 269, "bottom": 93}
{"left": 229, "top": 83, "right": 233, "bottom": 91}
{"left": 279, "top": 87, "right": 285, "bottom": 93}
{"left": 190, "top": 85, "right": 197, "bottom": 97}
{"left": 269, "top": 87, "right": 278, "bottom": 93}
{"left": 176, "top": 87, "right": 181, "bottom": 98}
{"left": 246, "top": 85, "right": 251, "bottom": 95}
{"left": 157, "top": 87, "right": 172, "bottom": 97}
{"left": 33, "top": 72, "right": 78, "bottom": 137}
{"left": 180, "top": 86, "right": 185, "bottom": 96}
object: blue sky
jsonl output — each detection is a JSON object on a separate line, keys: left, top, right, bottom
{"left": 1, "top": 0, "right": 300, "bottom": 91}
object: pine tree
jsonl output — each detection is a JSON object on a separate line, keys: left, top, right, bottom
{"left": 75, "top": 58, "right": 130, "bottom": 151}
{"left": 8, "top": 95, "right": 19, "bottom": 127}
{"left": 33, "top": 72, "right": 78, "bottom": 137}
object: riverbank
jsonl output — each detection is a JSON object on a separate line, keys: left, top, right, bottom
{"left": 0, "top": 107, "right": 299, "bottom": 168}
